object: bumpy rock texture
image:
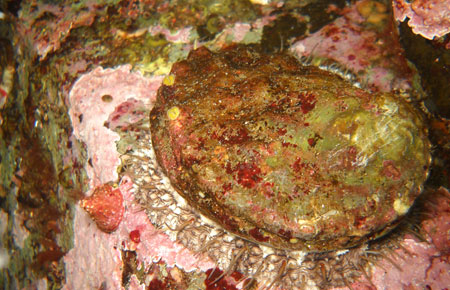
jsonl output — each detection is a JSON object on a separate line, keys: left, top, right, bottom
{"left": 150, "top": 45, "right": 431, "bottom": 252}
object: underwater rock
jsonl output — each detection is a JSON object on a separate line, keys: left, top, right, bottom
{"left": 150, "top": 45, "right": 431, "bottom": 252}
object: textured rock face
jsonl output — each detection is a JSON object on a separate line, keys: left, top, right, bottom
{"left": 150, "top": 45, "right": 431, "bottom": 252}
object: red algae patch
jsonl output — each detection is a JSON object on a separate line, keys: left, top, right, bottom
{"left": 150, "top": 45, "right": 431, "bottom": 252}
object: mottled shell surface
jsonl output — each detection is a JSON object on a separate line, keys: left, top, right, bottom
{"left": 80, "top": 184, "right": 124, "bottom": 233}
{"left": 150, "top": 45, "right": 431, "bottom": 252}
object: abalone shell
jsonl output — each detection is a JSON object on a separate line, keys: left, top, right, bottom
{"left": 150, "top": 45, "right": 431, "bottom": 252}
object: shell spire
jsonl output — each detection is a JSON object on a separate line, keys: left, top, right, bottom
{"left": 80, "top": 184, "right": 124, "bottom": 232}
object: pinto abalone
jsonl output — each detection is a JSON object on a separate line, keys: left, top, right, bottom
{"left": 150, "top": 45, "right": 431, "bottom": 253}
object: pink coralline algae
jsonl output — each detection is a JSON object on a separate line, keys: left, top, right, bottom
{"left": 80, "top": 184, "right": 124, "bottom": 233}
{"left": 291, "top": 0, "right": 417, "bottom": 92}
{"left": 68, "top": 65, "right": 163, "bottom": 186}
{"left": 393, "top": 0, "right": 450, "bottom": 40}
